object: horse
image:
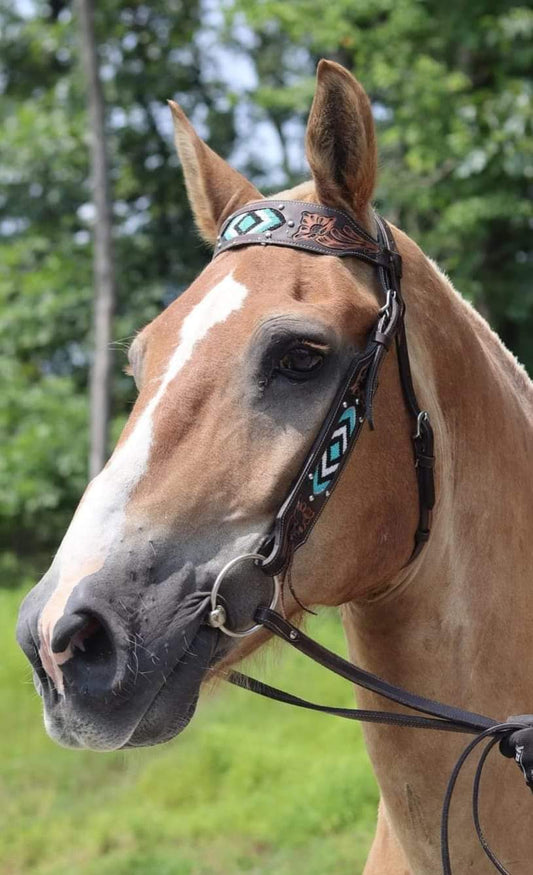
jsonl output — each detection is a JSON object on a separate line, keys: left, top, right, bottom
{"left": 17, "top": 60, "right": 533, "bottom": 873}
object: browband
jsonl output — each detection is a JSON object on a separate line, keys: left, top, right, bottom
{"left": 215, "top": 199, "right": 402, "bottom": 274}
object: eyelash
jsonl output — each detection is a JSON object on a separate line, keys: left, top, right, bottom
{"left": 260, "top": 340, "right": 328, "bottom": 387}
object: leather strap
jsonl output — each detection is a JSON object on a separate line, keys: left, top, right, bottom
{"left": 215, "top": 200, "right": 402, "bottom": 274}
{"left": 373, "top": 215, "right": 435, "bottom": 560}
{"left": 251, "top": 608, "right": 494, "bottom": 732}
{"left": 213, "top": 200, "right": 433, "bottom": 573}
{"left": 226, "top": 608, "right": 533, "bottom": 874}
{"left": 259, "top": 345, "right": 382, "bottom": 576}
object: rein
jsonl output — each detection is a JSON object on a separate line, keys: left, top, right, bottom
{"left": 228, "top": 610, "right": 533, "bottom": 875}
{"left": 207, "top": 199, "right": 533, "bottom": 873}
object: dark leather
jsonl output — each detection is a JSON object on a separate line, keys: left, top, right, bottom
{"left": 373, "top": 215, "right": 436, "bottom": 561}
{"left": 228, "top": 610, "right": 533, "bottom": 875}
{"left": 253, "top": 608, "right": 493, "bottom": 731}
{"left": 258, "top": 347, "right": 376, "bottom": 577}
{"left": 215, "top": 199, "right": 402, "bottom": 273}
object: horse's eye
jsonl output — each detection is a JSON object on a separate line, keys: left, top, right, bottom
{"left": 278, "top": 345, "right": 325, "bottom": 380}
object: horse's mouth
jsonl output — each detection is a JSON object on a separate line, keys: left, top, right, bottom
{"left": 41, "top": 626, "right": 220, "bottom": 751}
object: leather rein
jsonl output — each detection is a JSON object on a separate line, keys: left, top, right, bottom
{"left": 206, "top": 199, "right": 533, "bottom": 873}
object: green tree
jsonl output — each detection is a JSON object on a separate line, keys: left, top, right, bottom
{"left": 0, "top": 0, "right": 237, "bottom": 574}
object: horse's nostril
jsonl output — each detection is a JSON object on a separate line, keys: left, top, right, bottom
{"left": 52, "top": 612, "right": 113, "bottom": 664}
{"left": 56, "top": 612, "right": 117, "bottom": 695}
{"left": 18, "top": 597, "right": 121, "bottom": 698}
{"left": 72, "top": 617, "right": 113, "bottom": 666}
{"left": 51, "top": 613, "right": 91, "bottom": 654}
{"left": 70, "top": 617, "right": 101, "bottom": 653}
{"left": 50, "top": 610, "right": 113, "bottom": 668}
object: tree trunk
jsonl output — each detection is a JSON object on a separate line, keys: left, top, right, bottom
{"left": 77, "top": 0, "right": 116, "bottom": 479}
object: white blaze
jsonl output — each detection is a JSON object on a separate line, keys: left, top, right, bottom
{"left": 38, "top": 272, "right": 249, "bottom": 691}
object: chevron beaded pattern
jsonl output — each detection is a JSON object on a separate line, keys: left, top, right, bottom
{"left": 222, "top": 207, "right": 285, "bottom": 240}
{"left": 312, "top": 406, "right": 357, "bottom": 496}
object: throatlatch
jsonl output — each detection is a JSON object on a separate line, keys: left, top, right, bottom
{"left": 208, "top": 199, "right": 533, "bottom": 875}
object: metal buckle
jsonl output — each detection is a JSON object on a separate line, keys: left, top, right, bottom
{"left": 208, "top": 553, "right": 281, "bottom": 638}
{"left": 376, "top": 289, "right": 400, "bottom": 338}
{"left": 378, "top": 288, "right": 395, "bottom": 320}
{"left": 414, "top": 410, "right": 429, "bottom": 440}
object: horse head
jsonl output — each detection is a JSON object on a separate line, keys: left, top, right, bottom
{"left": 17, "top": 61, "right": 422, "bottom": 751}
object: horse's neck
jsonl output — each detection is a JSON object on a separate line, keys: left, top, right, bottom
{"left": 343, "top": 251, "right": 533, "bottom": 871}
{"left": 351, "top": 247, "right": 533, "bottom": 696}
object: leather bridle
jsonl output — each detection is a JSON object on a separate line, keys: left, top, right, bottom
{"left": 214, "top": 200, "right": 434, "bottom": 579}
{"left": 205, "top": 199, "right": 533, "bottom": 874}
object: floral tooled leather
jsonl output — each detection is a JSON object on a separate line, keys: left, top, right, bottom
{"left": 293, "top": 211, "right": 380, "bottom": 252}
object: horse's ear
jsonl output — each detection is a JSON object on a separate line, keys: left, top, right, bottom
{"left": 305, "top": 60, "right": 377, "bottom": 216}
{"left": 168, "top": 100, "right": 262, "bottom": 244}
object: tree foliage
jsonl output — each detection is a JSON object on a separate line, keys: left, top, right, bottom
{"left": 1, "top": 0, "right": 531, "bottom": 576}
{"left": 0, "top": 0, "right": 234, "bottom": 568}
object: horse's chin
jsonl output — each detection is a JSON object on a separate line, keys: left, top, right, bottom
{"left": 123, "top": 644, "right": 209, "bottom": 748}
{"left": 41, "top": 627, "right": 220, "bottom": 751}
{"left": 123, "top": 675, "right": 200, "bottom": 747}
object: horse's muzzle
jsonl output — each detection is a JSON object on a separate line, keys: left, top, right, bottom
{"left": 16, "top": 562, "right": 219, "bottom": 750}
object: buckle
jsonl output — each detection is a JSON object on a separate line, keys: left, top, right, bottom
{"left": 414, "top": 410, "right": 430, "bottom": 440}
{"left": 374, "top": 289, "right": 401, "bottom": 350}
{"left": 378, "top": 288, "right": 395, "bottom": 320}
{"left": 377, "top": 288, "right": 400, "bottom": 329}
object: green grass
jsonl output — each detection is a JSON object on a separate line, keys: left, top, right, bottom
{"left": 1, "top": 586, "right": 378, "bottom": 874}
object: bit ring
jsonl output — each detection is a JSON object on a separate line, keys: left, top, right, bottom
{"left": 208, "top": 552, "right": 280, "bottom": 638}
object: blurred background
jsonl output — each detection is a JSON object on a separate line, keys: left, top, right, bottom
{"left": 1, "top": 1, "right": 531, "bottom": 873}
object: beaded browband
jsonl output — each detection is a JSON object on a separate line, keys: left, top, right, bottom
{"left": 214, "top": 200, "right": 401, "bottom": 274}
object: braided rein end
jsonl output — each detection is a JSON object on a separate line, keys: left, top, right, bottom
{"left": 499, "top": 716, "right": 533, "bottom": 793}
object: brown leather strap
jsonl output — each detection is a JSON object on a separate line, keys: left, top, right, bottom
{"left": 227, "top": 609, "right": 533, "bottom": 875}
{"left": 215, "top": 199, "right": 401, "bottom": 273}
{"left": 253, "top": 608, "right": 494, "bottom": 730}
{"left": 373, "top": 215, "right": 435, "bottom": 560}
